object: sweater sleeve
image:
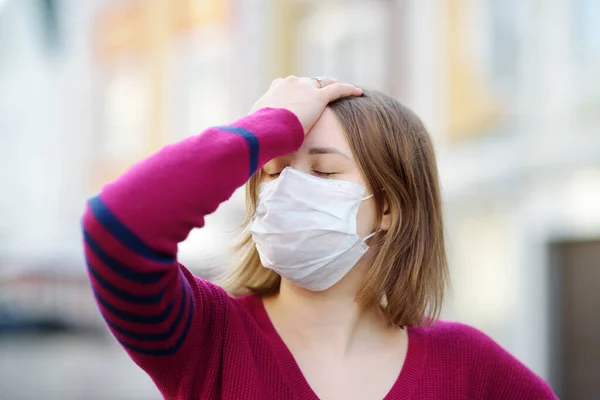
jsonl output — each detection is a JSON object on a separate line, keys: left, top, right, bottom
{"left": 81, "top": 108, "right": 303, "bottom": 390}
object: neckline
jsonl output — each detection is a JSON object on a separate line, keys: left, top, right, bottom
{"left": 248, "top": 294, "right": 428, "bottom": 400}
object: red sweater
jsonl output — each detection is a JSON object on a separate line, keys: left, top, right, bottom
{"left": 82, "top": 108, "right": 557, "bottom": 399}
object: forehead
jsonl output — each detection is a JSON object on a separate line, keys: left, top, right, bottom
{"left": 302, "top": 108, "right": 351, "bottom": 153}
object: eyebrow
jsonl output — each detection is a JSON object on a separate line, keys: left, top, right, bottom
{"left": 308, "top": 147, "right": 351, "bottom": 160}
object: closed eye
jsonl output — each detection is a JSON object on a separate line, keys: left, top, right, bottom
{"left": 312, "top": 170, "right": 336, "bottom": 178}
{"left": 267, "top": 172, "right": 281, "bottom": 178}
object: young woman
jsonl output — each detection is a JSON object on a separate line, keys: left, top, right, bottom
{"left": 82, "top": 76, "right": 557, "bottom": 399}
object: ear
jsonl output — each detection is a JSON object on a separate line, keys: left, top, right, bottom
{"left": 379, "top": 197, "right": 392, "bottom": 232}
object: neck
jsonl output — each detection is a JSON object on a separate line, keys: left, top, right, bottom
{"left": 264, "top": 262, "right": 390, "bottom": 355}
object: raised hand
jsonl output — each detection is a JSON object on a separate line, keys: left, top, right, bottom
{"left": 251, "top": 76, "right": 362, "bottom": 134}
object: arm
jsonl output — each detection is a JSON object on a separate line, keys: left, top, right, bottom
{"left": 81, "top": 76, "right": 362, "bottom": 397}
{"left": 82, "top": 108, "right": 303, "bottom": 380}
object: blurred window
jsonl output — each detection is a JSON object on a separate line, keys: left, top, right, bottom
{"left": 445, "top": 0, "right": 525, "bottom": 142}
{"left": 102, "top": 59, "right": 151, "bottom": 161}
{"left": 571, "top": 0, "right": 600, "bottom": 64}
{"left": 296, "top": 1, "right": 388, "bottom": 91}
{"left": 484, "top": 0, "right": 522, "bottom": 94}
{"left": 186, "top": 34, "right": 231, "bottom": 136}
{"left": 570, "top": 0, "right": 600, "bottom": 124}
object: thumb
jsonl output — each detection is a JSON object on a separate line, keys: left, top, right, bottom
{"left": 320, "top": 83, "right": 363, "bottom": 102}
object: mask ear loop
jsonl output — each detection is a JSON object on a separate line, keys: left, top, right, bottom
{"left": 361, "top": 190, "right": 381, "bottom": 242}
{"left": 363, "top": 230, "right": 378, "bottom": 241}
{"left": 361, "top": 191, "right": 385, "bottom": 242}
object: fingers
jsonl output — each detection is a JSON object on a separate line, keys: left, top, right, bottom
{"left": 270, "top": 76, "right": 362, "bottom": 100}
{"left": 320, "top": 82, "right": 363, "bottom": 101}
{"left": 310, "top": 77, "right": 341, "bottom": 88}
{"left": 318, "top": 77, "right": 341, "bottom": 87}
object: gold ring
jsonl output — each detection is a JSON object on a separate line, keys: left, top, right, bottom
{"left": 312, "top": 77, "right": 323, "bottom": 88}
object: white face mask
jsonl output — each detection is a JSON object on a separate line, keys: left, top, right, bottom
{"left": 250, "top": 167, "right": 376, "bottom": 291}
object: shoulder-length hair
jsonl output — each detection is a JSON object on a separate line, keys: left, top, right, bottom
{"left": 220, "top": 90, "right": 448, "bottom": 327}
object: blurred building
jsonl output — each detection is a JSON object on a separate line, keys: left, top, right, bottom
{"left": 434, "top": 3, "right": 600, "bottom": 399}
{"left": 1, "top": 0, "right": 599, "bottom": 399}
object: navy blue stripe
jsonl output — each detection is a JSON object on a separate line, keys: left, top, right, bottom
{"left": 112, "top": 279, "right": 194, "bottom": 356}
{"left": 87, "top": 261, "right": 165, "bottom": 305}
{"left": 87, "top": 196, "right": 174, "bottom": 264}
{"left": 92, "top": 288, "right": 174, "bottom": 324}
{"left": 216, "top": 125, "right": 260, "bottom": 176}
{"left": 91, "top": 270, "right": 185, "bottom": 324}
{"left": 102, "top": 278, "right": 189, "bottom": 342}
{"left": 84, "top": 230, "right": 167, "bottom": 284}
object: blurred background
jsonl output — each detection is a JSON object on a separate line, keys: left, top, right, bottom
{"left": 0, "top": 0, "right": 599, "bottom": 399}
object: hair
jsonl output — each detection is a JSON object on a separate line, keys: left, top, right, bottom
{"left": 220, "top": 90, "right": 448, "bottom": 328}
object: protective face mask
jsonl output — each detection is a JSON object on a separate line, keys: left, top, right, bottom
{"left": 250, "top": 167, "right": 376, "bottom": 291}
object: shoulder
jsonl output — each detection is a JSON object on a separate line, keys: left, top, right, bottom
{"left": 417, "top": 320, "right": 486, "bottom": 341}
{"left": 413, "top": 321, "right": 558, "bottom": 399}
{"left": 412, "top": 320, "right": 504, "bottom": 357}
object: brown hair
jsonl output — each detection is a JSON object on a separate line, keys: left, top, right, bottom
{"left": 221, "top": 90, "right": 448, "bottom": 327}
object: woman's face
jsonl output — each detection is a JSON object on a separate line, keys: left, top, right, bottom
{"left": 260, "top": 108, "right": 378, "bottom": 238}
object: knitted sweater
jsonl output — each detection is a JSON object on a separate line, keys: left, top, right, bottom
{"left": 82, "top": 108, "right": 558, "bottom": 399}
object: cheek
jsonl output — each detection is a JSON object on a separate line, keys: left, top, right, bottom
{"left": 355, "top": 201, "right": 377, "bottom": 237}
